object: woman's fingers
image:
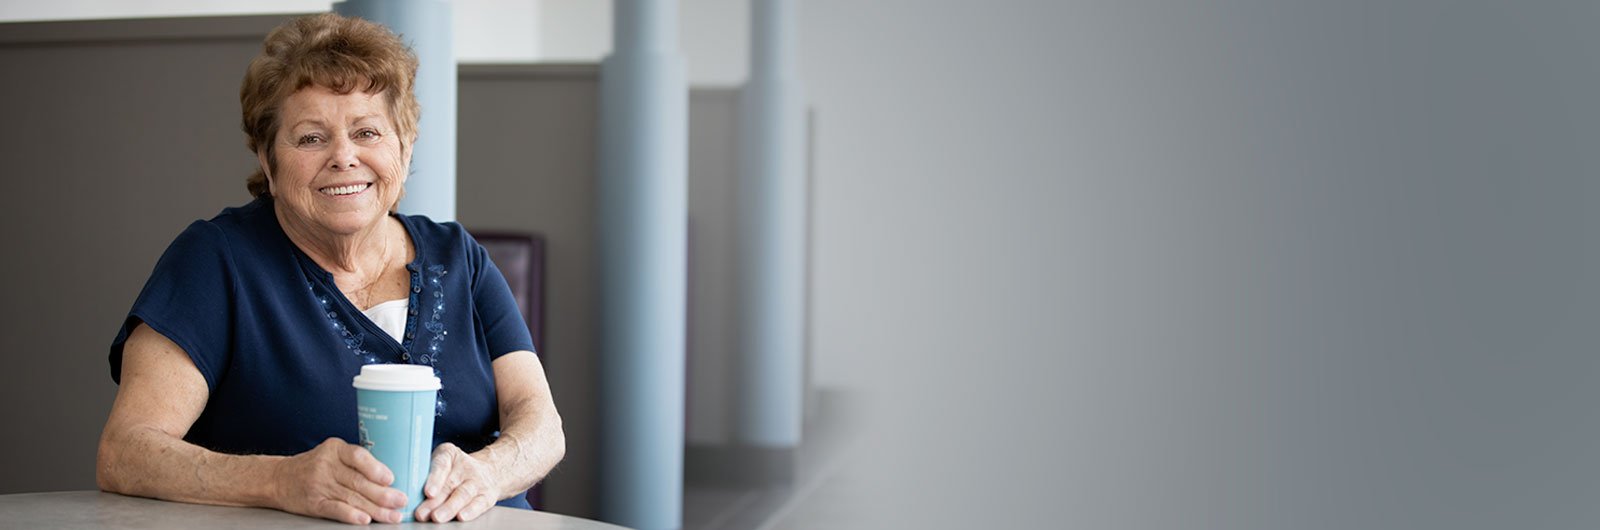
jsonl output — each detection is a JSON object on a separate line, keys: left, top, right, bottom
{"left": 338, "top": 442, "right": 394, "bottom": 487}
{"left": 423, "top": 443, "right": 459, "bottom": 498}
{"left": 276, "top": 439, "right": 407, "bottom": 525}
{"left": 332, "top": 454, "right": 406, "bottom": 509}
{"left": 415, "top": 443, "right": 504, "bottom": 522}
{"left": 416, "top": 444, "right": 462, "bottom": 520}
{"left": 313, "top": 498, "right": 372, "bottom": 525}
{"left": 457, "top": 491, "right": 496, "bottom": 522}
{"left": 427, "top": 480, "right": 486, "bottom": 522}
{"left": 332, "top": 465, "right": 406, "bottom": 520}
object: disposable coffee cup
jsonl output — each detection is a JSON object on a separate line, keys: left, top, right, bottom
{"left": 353, "top": 364, "right": 440, "bottom": 522}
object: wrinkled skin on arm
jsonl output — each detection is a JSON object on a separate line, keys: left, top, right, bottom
{"left": 97, "top": 324, "right": 409, "bottom": 525}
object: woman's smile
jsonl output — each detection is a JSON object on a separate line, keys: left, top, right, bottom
{"left": 319, "top": 182, "right": 373, "bottom": 197}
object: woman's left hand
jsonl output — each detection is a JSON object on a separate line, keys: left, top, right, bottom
{"left": 415, "top": 351, "right": 565, "bottom": 523}
{"left": 414, "top": 443, "right": 503, "bottom": 522}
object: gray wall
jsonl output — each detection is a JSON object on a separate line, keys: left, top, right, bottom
{"left": 685, "top": 88, "right": 745, "bottom": 447}
{"left": 796, "top": 1, "right": 1600, "bottom": 529}
{"left": 0, "top": 16, "right": 274, "bottom": 495}
{"left": 453, "top": 63, "right": 603, "bottom": 517}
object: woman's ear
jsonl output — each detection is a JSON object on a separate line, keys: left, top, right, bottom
{"left": 257, "top": 149, "right": 275, "bottom": 195}
{"left": 401, "top": 134, "right": 418, "bottom": 182}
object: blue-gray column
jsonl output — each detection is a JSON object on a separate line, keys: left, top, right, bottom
{"left": 335, "top": 0, "right": 457, "bottom": 221}
{"left": 597, "top": 1, "right": 687, "bottom": 529}
{"left": 737, "top": 0, "right": 806, "bottom": 454}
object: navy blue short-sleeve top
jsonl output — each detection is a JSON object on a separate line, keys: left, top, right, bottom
{"left": 109, "top": 197, "right": 535, "bottom": 508}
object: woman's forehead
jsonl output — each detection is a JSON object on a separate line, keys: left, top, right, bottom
{"left": 281, "top": 86, "right": 391, "bottom": 125}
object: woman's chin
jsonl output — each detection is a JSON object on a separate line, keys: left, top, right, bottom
{"left": 317, "top": 211, "right": 388, "bottom": 235}
{"left": 283, "top": 204, "right": 387, "bottom": 236}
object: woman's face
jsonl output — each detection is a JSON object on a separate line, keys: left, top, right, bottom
{"left": 265, "top": 85, "right": 411, "bottom": 237}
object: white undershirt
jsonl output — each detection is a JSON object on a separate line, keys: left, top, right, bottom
{"left": 361, "top": 298, "right": 409, "bottom": 343}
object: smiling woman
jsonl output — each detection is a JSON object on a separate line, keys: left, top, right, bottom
{"left": 269, "top": 86, "right": 412, "bottom": 259}
{"left": 94, "top": 13, "right": 564, "bottom": 526}
{"left": 268, "top": 87, "right": 414, "bottom": 313}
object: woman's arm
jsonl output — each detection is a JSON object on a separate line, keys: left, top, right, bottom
{"left": 415, "top": 350, "right": 565, "bottom": 522}
{"left": 98, "top": 324, "right": 409, "bottom": 525}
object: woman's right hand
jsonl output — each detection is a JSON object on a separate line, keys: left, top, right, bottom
{"left": 100, "top": 325, "right": 407, "bottom": 525}
{"left": 272, "top": 438, "right": 408, "bottom": 525}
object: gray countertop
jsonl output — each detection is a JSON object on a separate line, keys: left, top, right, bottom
{"left": 0, "top": 491, "right": 630, "bottom": 529}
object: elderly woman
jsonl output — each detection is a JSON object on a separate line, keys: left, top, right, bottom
{"left": 95, "top": 13, "right": 563, "bottom": 525}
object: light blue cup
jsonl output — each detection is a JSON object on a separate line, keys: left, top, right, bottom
{"left": 353, "top": 364, "right": 440, "bottom": 522}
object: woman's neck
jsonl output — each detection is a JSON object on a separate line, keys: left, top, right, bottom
{"left": 275, "top": 206, "right": 394, "bottom": 276}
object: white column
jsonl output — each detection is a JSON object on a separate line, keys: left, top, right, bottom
{"left": 737, "top": 0, "right": 806, "bottom": 465}
{"left": 597, "top": 1, "right": 688, "bottom": 529}
{"left": 335, "top": 0, "right": 457, "bottom": 221}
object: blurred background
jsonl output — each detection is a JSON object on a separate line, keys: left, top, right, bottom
{"left": 4, "top": 1, "right": 1600, "bottom": 529}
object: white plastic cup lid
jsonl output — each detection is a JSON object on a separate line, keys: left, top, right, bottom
{"left": 352, "top": 364, "right": 441, "bottom": 392}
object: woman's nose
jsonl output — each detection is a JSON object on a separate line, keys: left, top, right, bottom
{"left": 328, "top": 137, "right": 360, "bottom": 170}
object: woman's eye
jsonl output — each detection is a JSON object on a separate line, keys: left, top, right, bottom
{"left": 355, "top": 129, "right": 380, "bottom": 140}
{"left": 296, "top": 134, "right": 323, "bottom": 146}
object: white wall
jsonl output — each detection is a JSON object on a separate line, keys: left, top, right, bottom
{"left": 531, "top": 0, "right": 605, "bottom": 64}
{"left": 1, "top": 0, "right": 536, "bottom": 64}
{"left": 0, "top": 1, "right": 745, "bottom": 82}
{"left": 457, "top": 0, "right": 541, "bottom": 61}
{"left": 0, "top": 0, "right": 331, "bottom": 21}
{"left": 484, "top": 0, "right": 755, "bottom": 86}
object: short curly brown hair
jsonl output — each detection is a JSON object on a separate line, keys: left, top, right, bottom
{"left": 240, "top": 13, "right": 420, "bottom": 198}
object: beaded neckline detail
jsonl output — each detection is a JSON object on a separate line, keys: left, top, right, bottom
{"left": 423, "top": 264, "right": 449, "bottom": 416}
{"left": 312, "top": 281, "right": 380, "bottom": 365}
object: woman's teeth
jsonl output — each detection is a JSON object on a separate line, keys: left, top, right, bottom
{"left": 321, "top": 183, "right": 371, "bottom": 196}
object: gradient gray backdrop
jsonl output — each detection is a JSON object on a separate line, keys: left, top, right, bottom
{"left": 797, "top": 1, "right": 1600, "bottom": 528}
